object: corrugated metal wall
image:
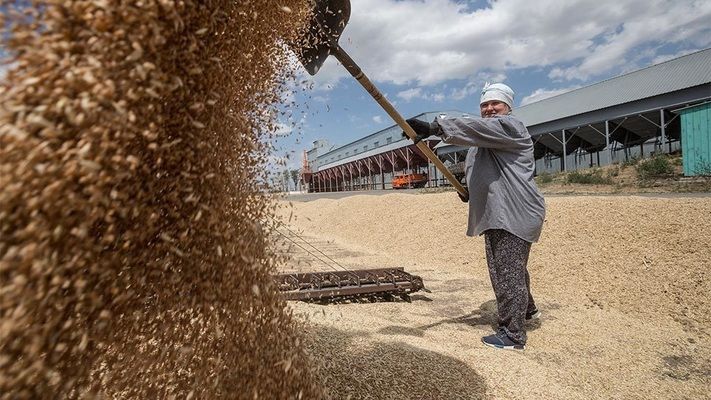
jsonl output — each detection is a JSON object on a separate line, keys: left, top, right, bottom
{"left": 680, "top": 103, "right": 711, "bottom": 176}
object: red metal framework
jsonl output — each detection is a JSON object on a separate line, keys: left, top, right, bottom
{"left": 305, "top": 141, "right": 441, "bottom": 193}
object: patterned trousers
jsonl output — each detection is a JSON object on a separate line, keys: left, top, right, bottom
{"left": 484, "top": 229, "right": 537, "bottom": 345}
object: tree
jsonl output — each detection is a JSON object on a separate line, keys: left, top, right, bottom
{"left": 282, "top": 169, "right": 291, "bottom": 192}
{"left": 290, "top": 169, "right": 300, "bottom": 191}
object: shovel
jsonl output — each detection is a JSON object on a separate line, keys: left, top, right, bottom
{"left": 292, "top": 0, "right": 469, "bottom": 201}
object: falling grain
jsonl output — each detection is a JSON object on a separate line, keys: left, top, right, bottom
{"left": 0, "top": 0, "right": 324, "bottom": 398}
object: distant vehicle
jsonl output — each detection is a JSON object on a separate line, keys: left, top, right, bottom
{"left": 392, "top": 173, "right": 428, "bottom": 189}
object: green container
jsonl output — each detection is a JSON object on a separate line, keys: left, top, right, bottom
{"left": 680, "top": 102, "right": 711, "bottom": 176}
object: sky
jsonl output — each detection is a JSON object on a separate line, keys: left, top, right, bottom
{"left": 270, "top": 0, "right": 711, "bottom": 171}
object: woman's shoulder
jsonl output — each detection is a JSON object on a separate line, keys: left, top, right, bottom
{"left": 489, "top": 114, "right": 527, "bottom": 136}
{"left": 497, "top": 114, "right": 526, "bottom": 127}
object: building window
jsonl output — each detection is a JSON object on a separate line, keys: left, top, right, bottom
{"left": 386, "top": 137, "right": 392, "bottom": 144}
{"left": 364, "top": 145, "right": 368, "bottom": 151}
{"left": 346, "top": 152, "right": 350, "bottom": 156}
{"left": 374, "top": 141, "right": 379, "bottom": 147}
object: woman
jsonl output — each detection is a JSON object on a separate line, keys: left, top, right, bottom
{"left": 406, "top": 83, "right": 545, "bottom": 351}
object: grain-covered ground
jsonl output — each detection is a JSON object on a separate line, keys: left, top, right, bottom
{"left": 276, "top": 192, "right": 711, "bottom": 400}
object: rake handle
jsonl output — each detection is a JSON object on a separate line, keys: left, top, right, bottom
{"left": 331, "top": 44, "right": 469, "bottom": 200}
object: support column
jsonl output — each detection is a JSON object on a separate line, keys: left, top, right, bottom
{"left": 342, "top": 168, "right": 346, "bottom": 191}
{"left": 348, "top": 165, "right": 353, "bottom": 191}
{"left": 561, "top": 129, "right": 567, "bottom": 172}
{"left": 378, "top": 155, "right": 385, "bottom": 190}
{"left": 427, "top": 158, "right": 432, "bottom": 187}
{"left": 660, "top": 108, "right": 666, "bottom": 154}
{"left": 433, "top": 160, "right": 439, "bottom": 187}
{"left": 406, "top": 147, "right": 411, "bottom": 173}
{"left": 605, "top": 120, "right": 611, "bottom": 164}
{"left": 358, "top": 162, "right": 362, "bottom": 190}
{"left": 386, "top": 151, "right": 398, "bottom": 189}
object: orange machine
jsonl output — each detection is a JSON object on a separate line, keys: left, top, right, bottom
{"left": 392, "top": 173, "right": 428, "bottom": 189}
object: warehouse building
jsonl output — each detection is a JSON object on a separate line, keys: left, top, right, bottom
{"left": 302, "top": 48, "right": 711, "bottom": 192}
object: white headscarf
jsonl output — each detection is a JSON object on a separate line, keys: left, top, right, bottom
{"left": 480, "top": 82, "right": 514, "bottom": 110}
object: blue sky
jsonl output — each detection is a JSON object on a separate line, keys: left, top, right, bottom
{"left": 1, "top": 1, "right": 707, "bottom": 173}
{"left": 270, "top": 0, "right": 711, "bottom": 170}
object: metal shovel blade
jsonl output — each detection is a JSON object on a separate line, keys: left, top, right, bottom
{"left": 294, "top": 0, "right": 351, "bottom": 75}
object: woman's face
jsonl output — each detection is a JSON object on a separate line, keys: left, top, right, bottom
{"left": 480, "top": 100, "right": 510, "bottom": 118}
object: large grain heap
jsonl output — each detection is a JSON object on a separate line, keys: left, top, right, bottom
{"left": 0, "top": 1, "right": 322, "bottom": 398}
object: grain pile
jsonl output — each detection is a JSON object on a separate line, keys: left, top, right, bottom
{"left": 279, "top": 193, "right": 711, "bottom": 399}
{"left": 0, "top": 1, "right": 323, "bottom": 398}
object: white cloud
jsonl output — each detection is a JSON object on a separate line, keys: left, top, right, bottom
{"left": 450, "top": 82, "right": 478, "bottom": 101}
{"left": 273, "top": 122, "right": 293, "bottom": 137}
{"left": 397, "top": 87, "right": 423, "bottom": 101}
{"left": 372, "top": 115, "right": 384, "bottom": 124}
{"left": 450, "top": 72, "right": 507, "bottom": 101}
{"left": 650, "top": 48, "right": 704, "bottom": 66}
{"left": 546, "top": 2, "right": 711, "bottom": 81}
{"left": 396, "top": 87, "right": 446, "bottom": 102}
{"left": 308, "top": 0, "right": 711, "bottom": 87}
{"left": 292, "top": 54, "right": 347, "bottom": 91}
{"left": 271, "top": 112, "right": 309, "bottom": 138}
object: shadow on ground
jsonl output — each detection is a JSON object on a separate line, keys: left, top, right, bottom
{"left": 306, "top": 326, "right": 488, "bottom": 400}
{"left": 378, "top": 299, "right": 544, "bottom": 338}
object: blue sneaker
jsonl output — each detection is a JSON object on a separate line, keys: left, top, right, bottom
{"left": 481, "top": 332, "right": 525, "bottom": 351}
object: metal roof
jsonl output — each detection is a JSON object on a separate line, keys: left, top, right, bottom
{"left": 318, "top": 137, "right": 408, "bottom": 170}
{"left": 513, "top": 48, "right": 711, "bottom": 127}
{"left": 314, "top": 110, "right": 470, "bottom": 170}
{"left": 310, "top": 48, "right": 711, "bottom": 168}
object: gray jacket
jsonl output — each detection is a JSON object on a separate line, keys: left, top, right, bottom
{"left": 436, "top": 114, "right": 545, "bottom": 242}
